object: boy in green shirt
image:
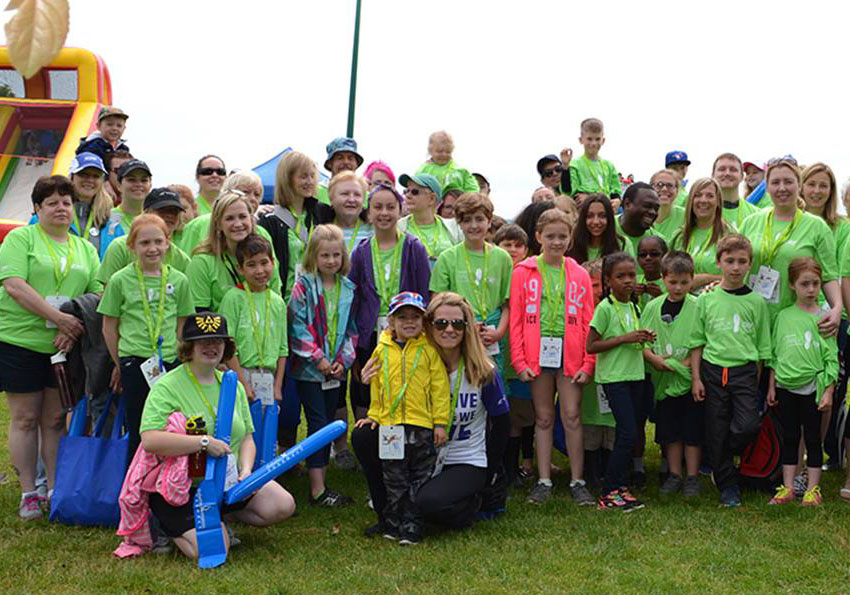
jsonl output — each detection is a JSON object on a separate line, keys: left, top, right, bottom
{"left": 569, "top": 118, "right": 621, "bottom": 199}
{"left": 219, "top": 234, "right": 288, "bottom": 405}
{"left": 641, "top": 251, "right": 701, "bottom": 497}
{"left": 688, "top": 234, "right": 772, "bottom": 508}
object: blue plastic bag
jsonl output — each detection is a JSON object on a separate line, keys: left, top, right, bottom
{"left": 49, "top": 393, "right": 128, "bottom": 527}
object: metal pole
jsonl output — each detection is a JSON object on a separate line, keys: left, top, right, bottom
{"left": 346, "top": 0, "right": 362, "bottom": 137}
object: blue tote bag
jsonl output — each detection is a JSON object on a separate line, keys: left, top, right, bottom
{"left": 49, "top": 393, "right": 128, "bottom": 527}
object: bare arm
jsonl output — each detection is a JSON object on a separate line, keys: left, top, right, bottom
{"left": 238, "top": 435, "right": 256, "bottom": 480}
{"left": 141, "top": 430, "right": 230, "bottom": 457}
{"left": 3, "top": 277, "right": 83, "bottom": 337}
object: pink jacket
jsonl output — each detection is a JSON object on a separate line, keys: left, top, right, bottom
{"left": 509, "top": 256, "right": 596, "bottom": 378}
{"left": 113, "top": 412, "right": 192, "bottom": 559}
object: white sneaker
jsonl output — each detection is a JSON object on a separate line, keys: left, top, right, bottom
{"left": 19, "top": 493, "right": 42, "bottom": 521}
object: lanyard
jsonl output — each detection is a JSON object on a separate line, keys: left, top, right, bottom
{"left": 610, "top": 297, "right": 642, "bottom": 350}
{"left": 537, "top": 256, "right": 566, "bottom": 331}
{"left": 37, "top": 224, "right": 75, "bottom": 290}
{"left": 135, "top": 263, "right": 169, "bottom": 361}
{"left": 289, "top": 208, "right": 305, "bottom": 241}
{"left": 383, "top": 344, "right": 425, "bottom": 422}
{"left": 409, "top": 217, "right": 443, "bottom": 258}
{"left": 245, "top": 284, "right": 271, "bottom": 364}
{"left": 322, "top": 275, "right": 341, "bottom": 356}
{"left": 72, "top": 204, "right": 96, "bottom": 240}
{"left": 338, "top": 218, "right": 362, "bottom": 254}
{"left": 371, "top": 233, "right": 403, "bottom": 312}
{"left": 583, "top": 155, "right": 606, "bottom": 191}
{"left": 222, "top": 252, "right": 242, "bottom": 288}
{"left": 761, "top": 208, "right": 802, "bottom": 266}
{"left": 462, "top": 245, "right": 490, "bottom": 320}
{"left": 185, "top": 365, "right": 219, "bottom": 423}
{"left": 446, "top": 358, "right": 466, "bottom": 438}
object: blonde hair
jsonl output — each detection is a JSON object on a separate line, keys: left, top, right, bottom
{"left": 535, "top": 206, "right": 572, "bottom": 233}
{"left": 301, "top": 224, "right": 350, "bottom": 276}
{"left": 127, "top": 213, "right": 170, "bottom": 247}
{"left": 425, "top": 292, "right": 494, "bottom": 387}
{"left": 221, "top": 170, "right": 263, "bottom": 196}
{"left": 580, "top": 118, "right": 603, "bottom": 134}
{"left": 274, "top": 151, "right": 317, "bottom": 208}
{"left": 194, "top": 191, "right": 253, "bottom": 257}
{"left": 801, "top": 162, "right": 839, "bottom": 229}
{"left": 650, "top": 169, "right": 681, "bottom": 192}
{"left": 428, "top": 130, "right": 454, "bottom": 152}
{"left": 328, "top": 171, "right": 368, "bottom": 199}
{"left": 71, "top": 173, "right": 112, "bottom": 229}
{"left": 677, "top": 177, "right": 728, "bottom": 251}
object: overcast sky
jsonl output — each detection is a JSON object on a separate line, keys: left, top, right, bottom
{"left": 3, "top": 1, "right": 847, "bottom": 218}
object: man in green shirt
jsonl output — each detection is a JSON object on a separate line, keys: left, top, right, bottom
{"left": 614, "top": 182, "right": 660, "bottom": 259}
{"left": 713, "top": 153, "right": 758, "bottom": 230}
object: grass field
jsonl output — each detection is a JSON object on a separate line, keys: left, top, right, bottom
{"left": 0, "top": 398, "right": 849, "bottom": 594}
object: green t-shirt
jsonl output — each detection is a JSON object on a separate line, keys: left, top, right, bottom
{"left": 641, "top": 295, "right": 696, "bottom": 399}
{"left": 832, "top": 218, "right": 850, "bottom": 268}
{"left": 188, "top": 251, "right": 282, "bottom": 311}
{"left": 721, "top": 199, "right": 758, "bottom": 231}
{"left": 614, "top": 217, "right": 659, "bottom": 269}
{"left": 403, "top": 217, "right": 457, "bottom": 264}
{"left": 375, "top": 245, "right": 398, "bottom": 317}
{"left": 195, "top": 195, "right": 213, "bottom": 216}
{"left": 770, "top": 304, "right": 838, "bottom": 402}
{"left": 673, "top": 186, "right": 690, "bottom": 208}
{"left": 538, "top": 258, "right": 567, "bottom": 338}
{"left": 111, "top": 206, "right": 138, "bottom": 232}
{"left": 580, "top": 381, "right": 615, "bottom": 427}
{"left": 97, "top": 235, "right": 191, "bottom": 285}
{"left": 0, "top": 225, "right": 102, "bottom": 353}
{"left": 636, "top": 274, "right": 665, "bottom": 312}
{"left": 416, "top": 160, "right": 480, "bottom": 192}
{"left": 316, "top": 185, "right": 331, "bottom": 206}
{"left": 687, "top": 287, "right": 771, "bottom": 368}
{"left": 653, "top": 205, "right": 685, "bottom": 243}
{"left": 175, "top": 213, "right": 211, "bottom": 255}
{"left": 739, "top": 209, "right": 838, "bottom": 320}
{"left": 97, "top": 264, "right": 194, "bottom": 361}
{"left": 569, "top": 155, "right": 620, "bottom": 196}
{"left": 670, "top": 226, "right": 721, "bottom": 276}
{"left": 590, "top": 297, "right": 645, "bottom": 384}
{"left": 219, "top": 286, "right": 289, "bottom": 369}
{"left": 140, "top": 365, "right": 254, "bottom": 457}
{"left": 430, "top": 243, "right": 512, "bottom": 321}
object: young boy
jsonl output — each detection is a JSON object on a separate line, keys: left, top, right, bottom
{"left": 219, "top": 234, "right": 288, "bottom": 411}
{"left": 636, "top": 236, "right": 667, "bottom": 310}
{"left": 569, "top": 118, "right": 621, "bottom": 200}
{"left": 689, "top": 234, "right": 771, "bottom": 507}
{"left": 430, "top": 193, "right": 513, "bottom": 375}
{"left": 641, "top": 252, "right": 702, "bottom": 497}
{"left": 77, "top": 106, "right": 130, "bottom": 158}
{"left": 416, "top": 130, "right": 479, "bottom": 193}
{"left": 494, "top": 224, "right": 535, "bottom": 486}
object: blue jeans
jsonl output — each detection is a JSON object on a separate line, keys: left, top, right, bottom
{"left": 297, "top": 380, "right": 342, "bottom": 468}
{"left": 602, "top": 380, "right": 643, "bottom": 493}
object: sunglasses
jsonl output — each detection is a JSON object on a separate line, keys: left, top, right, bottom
{"left": 543, "top": 166, "right": 563, "bottom": 177}
{"left": 638, "top": 251, "right": 663, "bottom": 258}
{"left": 432, "top": 318, "right": 466, "bottom": 331}
{"left": 199, "top": 167, "right": 227, "bottom": 176}
{"left": 404, "top": 187, "right": 426, "bottom": 196}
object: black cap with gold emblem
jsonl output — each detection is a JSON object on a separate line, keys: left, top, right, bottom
{"left": 183, "top": 312, "right": 232, "bottom": 341}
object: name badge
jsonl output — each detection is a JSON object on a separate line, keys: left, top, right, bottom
{"left": 250, "top": 370, "right": 275, "bottom": 405}
{"left": 378, "top": 425, "right": 405, "bottom": 460}
{"left": 485, "top": 324, "right": 500, "bottom": 356}
{"left": 596, "top": 384, "right": 612, "bottom": 415}
{"left": 45, "top": 295, "right": 70, "bottom": 328}
{"left": 294, "top": 263, "right": 304, "bottom": 279}
{"left": 321, "top": 379, "right": 341, "bottom": 390}
{"left": 539, "top": 336, "right": 562, "bottom": 368}
{"left": 224, "top": 453, "right": 239, "bottom": 491}
{"left": 751, "top": 265, "right": 780, "bottom": 303}
{"left": 140, "top": 355, "right": 164, "bottom": 388}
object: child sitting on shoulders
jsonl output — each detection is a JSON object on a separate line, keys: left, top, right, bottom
{"left": 416, "top": 130, "right": 479, "bottom": 193}
{"left": 77, "top": 106, "right": 130, "bottom": 158}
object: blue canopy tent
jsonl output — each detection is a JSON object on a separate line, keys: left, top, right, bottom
{"left": 252, "top": 148, "right": 330, "bottom": 204}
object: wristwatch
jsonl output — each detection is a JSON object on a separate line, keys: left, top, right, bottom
{"left": 199, "top": 436, "right": 210, "bottom": 452}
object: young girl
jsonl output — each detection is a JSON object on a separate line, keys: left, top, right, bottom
{"left": 289, "top": 225, "right": 359, "bottom": 506}
{"left": 349, "top": 184, "right": 430, "bottom": 419}
{"left": 510, "top": 208, "right": 596, "bottom": 505}
{"left": 353, "top": 292, "right": 450, "bottom": 545}
{"left": 567, "top": 193, "right": 630, "bottom": 268}
{"left": 586, "top": 252, "right": 656, "bottom": 511}
{"left": 767, "top": 258, "right": 837, "bottom": 506}
{"left": 328, "top": 172, "right": 373, "bottom": 255}
{"left": 98, "top": 214, "right": 195, "bottom": 460}
{"left": 415, "top": 130, "right": 479, "bottom": 192}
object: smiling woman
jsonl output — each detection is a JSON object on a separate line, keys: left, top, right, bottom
{"left": 194, "top": 155, "right": 226, "bottom": 216}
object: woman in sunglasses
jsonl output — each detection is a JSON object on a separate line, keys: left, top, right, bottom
{"left": 355, "top": 292, "right": 510, "bottom": 532}
{"left": 194, "top": 155, "right": 226, "bottom": 216}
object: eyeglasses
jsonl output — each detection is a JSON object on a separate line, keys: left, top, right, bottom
{"left": 652, "top": 182, "right": 675, "bottom": 191}
{"left": 542, "top": 166, "right": 563, "bottom": 178}
{"left": 638, "top": 251, "right": 663, "bottom": 258}
{"left": 432, "top": 318, "right": 466, "bottom": 331}
{"left": 199, "top": 167, "right": 227, "bottom": 176}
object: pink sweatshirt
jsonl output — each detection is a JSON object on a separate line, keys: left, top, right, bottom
{"left": 509, "top": 255, "right": 596, "bottom": 378}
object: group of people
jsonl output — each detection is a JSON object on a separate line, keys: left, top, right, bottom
{"left": 1, "top": 109, "right": 849, "bottom": 558}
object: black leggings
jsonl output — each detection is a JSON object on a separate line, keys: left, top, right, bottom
{"left": 776, "top": 388, "right": 823, "bottom": 468}
{"left": 416, "top": 464, "right": 487, "bottom": 529}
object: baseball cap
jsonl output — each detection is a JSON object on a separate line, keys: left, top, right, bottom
{"left": 144, "top": 187, "right": 185, "bottom": 212}
{"left": 324, "top": 137, "right": 364, "bottom": 171}
{"left": 742, "top": 161, "right": 764, "bottom": 172}
{"left": 536, "top": 154, "right": 561, "bottom": 175}
{"left": 69, "top": 152, "right": 107, "bottom": 176}
{"left": 388, "top": 292, "right": 427, "bottom": 316}
{"left": 117, "top": 159, "right": 152, "bottom": 181}
{"left": 399, "top": 173, "right": 442, "bottom": 198}
{"left": 183, "top": 312, "right": 232, "bottom": 341}
{"left": 665, "top": 151, "right": 690, "bottom": 167}
{"left": 98, "top": 106, "right": 128, "bottom": 122}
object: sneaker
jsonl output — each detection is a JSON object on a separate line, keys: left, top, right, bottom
{"left": 659, "top": 474, "right": 684, "bottom": 495}
{"left": 310, "top": 488, "right": 354, "bottom": 508}
{"left": 822, "top": 458, "right": 842, "bottom": 472}
{"left": 382, "top": 528, "right": 399, "bottom": 541}
{"left": 569, "top": 481, "right": 595, "bottom": 506}
{"left": 597, "top": 490, "right": 627, "bottom": 511}
{"left": 514, "top": 468, "right": 532, "bottom": 488}
{"left": 720, "top": 486, "right": 741, "bottom": 508}
{"left": 801, "top": 485, "right": 823, "bottom": 507}
{"left": 36, "top": 483, "right": 48, "bottom": 503}
{"left": 792, "top": 474, "right": 807, "bottom": 498}
{"left": 527, "top": 481, "right": 553, "bottom": 504}
{"left": 618, "top": 488, "right": 645, "bottom": 512}
{"left": 398, "top": 533, "right": 420, "bottom": 546}
{"left": 19, "top": 493, "right": 42, "bottom": 521}
{"left": 769, "top": 485, "right": 795, "bottom": 505}
{"left": 683, "top": 475, "right": 702, "bottom": 498}
{"left": 333, "top": 449, "right": 357, "bottom": 471}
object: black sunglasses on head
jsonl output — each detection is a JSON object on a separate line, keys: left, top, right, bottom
{"left": 432, "top": 318, "right": 466, "bottom": 331}
{"left": 199, "top": 167, "right": 226, "bottom": 176}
